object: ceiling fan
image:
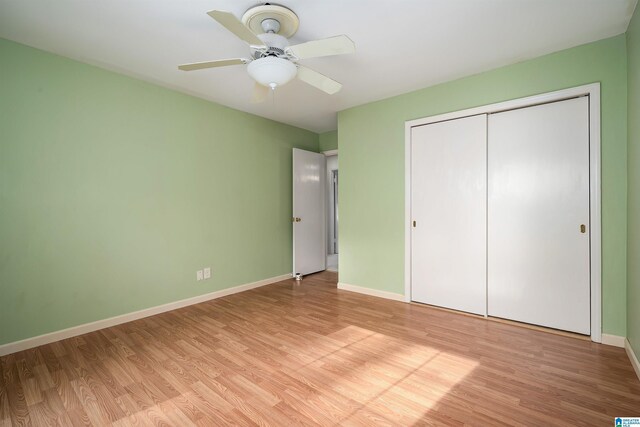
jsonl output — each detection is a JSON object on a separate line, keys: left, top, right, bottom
{"left": 178, "top": 4, "right": 355, "bottom": 102}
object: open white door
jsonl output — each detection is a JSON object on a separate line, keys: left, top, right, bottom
{"left": 293, "top": 148, "right": 326, "bottom": 276}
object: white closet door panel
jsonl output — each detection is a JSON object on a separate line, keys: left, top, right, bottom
{"left": 411, "top": 115, "right": 487, "bottom": 315}
{"left": 488, "top": 97, "right": 590, "bottom": 334}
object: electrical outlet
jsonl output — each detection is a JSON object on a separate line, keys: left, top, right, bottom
{"left": 203, "top": 267, "right": 211, "bottom": 279}
{"left": 196, "top": 270, "right": 204, "bottom": 281}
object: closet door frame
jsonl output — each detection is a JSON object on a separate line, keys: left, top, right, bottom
{"left": 404, "top": 83, "right": 602, "bottom": 343}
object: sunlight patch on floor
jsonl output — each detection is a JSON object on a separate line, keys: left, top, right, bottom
{"left": 291, "top": 324, "right": 480, "bottom": 425}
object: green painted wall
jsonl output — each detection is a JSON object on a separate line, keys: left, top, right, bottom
{"left": 627, "top": 6, "right": 640, "bottom": 359}
{"left": 338, "top": 35, "right": 628, "bottom": 336}
{"left": 319, "top": 130, "right": 338, "bottom": 152}
{"left": 0, "top": 38, "right": 318, "bottom": 346}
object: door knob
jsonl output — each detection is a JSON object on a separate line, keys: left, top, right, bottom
{"left": 580, "top": 224, "right": 586, "bottom": 233}
{"left": 296, "top": 217, "right": 302, "bottom": 222}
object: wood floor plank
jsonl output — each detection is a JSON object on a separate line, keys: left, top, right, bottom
{"left": 0, "top": 372, "right": 10, "bottom": 425}
{"left": 62, "top": 407, "right": 91, "bottom": 427}
{"left": 1, "top": 271, "right": 639, "bottom": 426}
{"left": 28, "top": 399, "right": 59, "bottom": 427}
{"left": 161, "top": 393, "right": 207, "bottom": 425}
{"left": 69, "top": 377, "right": 110, "bottom": 426}
{"left": 6, "top": 364, "right": 30, "bottom": 427}
{"left": 51, "top": 370, "right": 82, "bottom": 413}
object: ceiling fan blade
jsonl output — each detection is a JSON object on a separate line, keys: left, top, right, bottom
{"left": 207, "top": 10, "right": 265, "bottom": 46}
{"left": 286, "top": 35, "right": 355, "bottom": 59}
{"left": 251, "top": 83, "right": 270, "bottom": 103}
{"left": 178, "top": 58, "right": 248, "bottom": 71}
{"left": 296, "top": 66, "right": 342, "bottom": 95}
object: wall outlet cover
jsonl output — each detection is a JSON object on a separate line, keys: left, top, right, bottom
{"left": 197, "top": 270, "right": 204, "bottom": 281}
{"left": 204, "top": 267, "right": 211, "bottom": 279}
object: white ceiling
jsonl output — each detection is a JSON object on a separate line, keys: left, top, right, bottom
{"left": 0, "top": 0, "right": 636, "bottom": 133}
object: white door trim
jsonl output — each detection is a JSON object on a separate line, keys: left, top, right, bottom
{"left": 404, "top": 83, "right": 602, "bottom": 343}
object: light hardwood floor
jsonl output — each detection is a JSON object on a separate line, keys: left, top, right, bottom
{"left": 1, "top": 271, "right": 639, "bottom": 426}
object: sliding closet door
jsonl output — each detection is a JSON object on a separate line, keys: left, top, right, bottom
{"left": 411, "top": 115, "right": 487, "bottom": 315}
{"left": 487, "top": 97, "right": 590, "bottom": 334}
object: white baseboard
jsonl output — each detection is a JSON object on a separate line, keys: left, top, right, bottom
{"left": 625, "top": 339, "right": 640, "bottom": 381}
{"left": 601, "top": 333, "right": 626, "bottom": 348}
{"left": 337, "top": 282, "right": 405, "bottom": 302}
{"left": 0, "top": 274, "right": 291, "bottom": 357}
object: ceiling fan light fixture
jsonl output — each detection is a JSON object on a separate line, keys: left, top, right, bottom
{"left": 247, "top": 56, "right": 297, "bottom": 89}
{"left": 179, "top": 6, "right": 354, "bottom": 99}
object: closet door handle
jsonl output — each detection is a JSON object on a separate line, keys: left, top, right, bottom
{"left": 580, "top": 224, "right": 586, "bottom": 233}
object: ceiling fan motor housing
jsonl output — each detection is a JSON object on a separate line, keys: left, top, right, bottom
{"left": 253, "top": 33, "right": 290, "bottom": 59}
{"left": 261, "top": 18, "right": 280, "bottom": 34}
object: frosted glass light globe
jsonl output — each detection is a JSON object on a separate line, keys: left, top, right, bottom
{"left": 247, "top": 56, "right": 297, "bottom": 89}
